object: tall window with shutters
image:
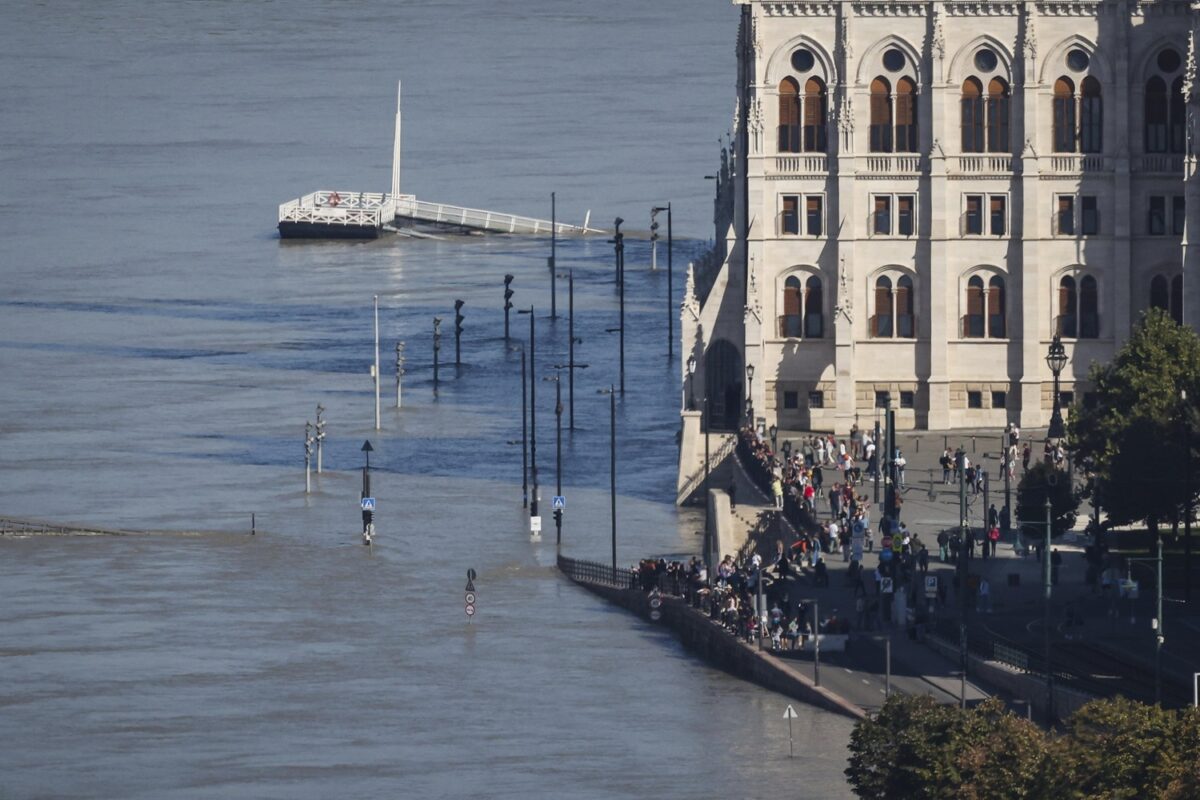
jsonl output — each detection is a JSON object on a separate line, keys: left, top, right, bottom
{"left": 778, "top": 78, "right": 801, "bottom": 153}
{"left": 1053, "top": 77, "right": 1077, "bottom": 153}
{"left": 987, "top": 78, "right": 1010, "bottom": 153}
{"left": 778, "top": 274, "right": 825, "bottom": 339}
{"left": 987, "top": 276, "right": 1007, "bottom": 338}
{"left": 803, "top": 78, "right": 827, "bottom": 152}
{"left": 965, "top": 276, "right": 986, "bottom": 338}
{"left": 895, "top": 77, "right": 918, "bottom": 152}
{"left": 873, "top": 277, "right": 894, "bottom": 337}
{"left": 870, "top": 77, "right": 893, "bottom": 153}
{"left": 961, "top": 78, "right": 984, "bottom": 153}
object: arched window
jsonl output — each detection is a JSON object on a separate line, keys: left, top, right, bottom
{"left": 778, "top": 78, "right": 801, "bottom": 153}
{"left": 1170, "top": 76, "right": 1186, "bottom": 153}
{"left": 803, "top": 77, "right": 827, "bottom": 152}
{"left": 1080, "top": 77, "right": 1103, "bottom": 153}
{"left": 1058, "top": 276, "right": 1078, "bottom": 338}
{"left": 965, "top": 276, "right": 986, "bottom": 337}
{"left": 873, "top": 276, "right": 894, "bottom": 337}
{"left": 987, "top": 78, "right": 1010, "bottom": 153}
{"left": 1145, "top": 76, "right": 1168, "bottom": 153}
{"left": 782, "top": 276, "right": 803, "bottom": 337}
{"left": 961, "top": 78, "right": 984, "bottom": 153}
{"left": 805, "top": 276, "right": 824, "bottom": 338}
{"left": 870, "top": 77, "right": 893, "bottom": 153}
{"left": 1171, "top": 274, "right": 1184, "bottom": 324}
{"left": 895, "top": 77, "right": 918, "bottom": 153}
{"left": 1053, "top": 77, "right": 1077, "bottom": 153}
{"left": 1080, "top": 275, "right": 1099, "bottom": 338}
{"left": 988, "top": 275, "right": 1007, "bottom": 338}
{"left": 896, "top": 275, "right": 915, "bottom": 338}
{"left": 1151, "top": 274, "right": 1170, "bottom": 311}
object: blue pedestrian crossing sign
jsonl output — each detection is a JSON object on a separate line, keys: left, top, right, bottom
{"left": 552, "top": 496, "right": 566, "bottom": 510}
{"left": 361, "top": 497, "right": 376, "bottom": 511}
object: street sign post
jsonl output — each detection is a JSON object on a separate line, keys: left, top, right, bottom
{"left": 881, "top": 577, "right": 894, "bottom": 594}
{"left": 552, "top": 495, "right": 566, "bottom": 509}
{"left": 361, "top": 497, "right": 376, "bottom": 511}
{"left": 466, "top": 568, "right": 477, "bottom": 623}
{"left": 530, "top": 515, "right": 542, "bottom": 540}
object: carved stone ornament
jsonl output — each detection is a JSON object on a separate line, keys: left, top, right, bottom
{"left": 833, "top": 255, "right": 853, "bottom": 323}
{"left": 932, "top": 3, "right": 945, "bottom": 61}
{"left": 1187, "top": 28, "right": 1197, "bottom": 106}
{"left": 839, "top": 14, "right": 853, "bottom": 62}
{"left": 1022, "top": 136, "right": 1037, "bottom": 158}
{"left": 684, "top": 263, "right": 700, "bottom": 321}
{"left": 1023, "top": 5, "right": 1037, "bottom": 58}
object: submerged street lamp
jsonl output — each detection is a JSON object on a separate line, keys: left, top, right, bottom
{"left": 1046, "top": 334, "right": 1068, "bottom": 440}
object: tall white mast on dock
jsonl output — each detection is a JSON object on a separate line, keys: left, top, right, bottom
{"left": 391, "top": 81, "right": 402, "bottom": 203}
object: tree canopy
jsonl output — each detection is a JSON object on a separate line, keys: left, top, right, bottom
{"left": 846, "top": 694, "right": 1200, "bottom": 799}
{"left": 1015, "top": 461, "right": 1078, "bottom": 541}
{"left": 1069, "top": 309, "right": 1200, "bottom": 528}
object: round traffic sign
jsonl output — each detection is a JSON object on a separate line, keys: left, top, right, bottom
{"left": 649, "top": 609, "right": 662, "bottom": 622}
{"left": 465, "top": 603, "right": 476, "bottom": 616}
{"left": 465, "top": 592, "right": 476, "bottom": 605}
{"left": 649, "top": 596, "right": 663, "bottom": 609}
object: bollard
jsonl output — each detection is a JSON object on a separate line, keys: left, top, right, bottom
{"left": 251, "top": 513, "right": 256, "bottom": 536}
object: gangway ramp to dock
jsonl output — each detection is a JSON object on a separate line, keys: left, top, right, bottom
{"left": 392, "top": 196, "right": 601, "bottom": 235}
{"left": 277, "top": 191, "right": 602, "bottom": 239}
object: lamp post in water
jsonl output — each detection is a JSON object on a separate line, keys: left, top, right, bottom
{"left": 518, "top": 307, "right": 538, "bottom": 516}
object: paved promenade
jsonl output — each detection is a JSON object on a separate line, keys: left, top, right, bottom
{"left": 724, "top": 426, "right": 1199, "bottom": 716}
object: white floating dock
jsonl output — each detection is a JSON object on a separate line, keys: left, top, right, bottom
{"left": 277, "top": 81, "right": 602, "bottom": 240}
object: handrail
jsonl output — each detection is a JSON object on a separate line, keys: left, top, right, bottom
{"left": 676, "top": 433, "right": 736, "bottom": 505}
{"left": 557, "top": 553, "right": 636, "bottom": 590}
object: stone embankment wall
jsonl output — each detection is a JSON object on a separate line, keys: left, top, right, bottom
{"left": 566, "top": 577, "right": 866, "bottom": 721}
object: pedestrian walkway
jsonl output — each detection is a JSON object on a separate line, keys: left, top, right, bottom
{"left": 731, "top": 424, "right": 1200, "bottom": 715}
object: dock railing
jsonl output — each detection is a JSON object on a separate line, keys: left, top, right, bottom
{"left": 392, "top": 196, "right": 601, "bottom": 235}
{"left": 279, "top": 191, "right": 406, "bottom": 229}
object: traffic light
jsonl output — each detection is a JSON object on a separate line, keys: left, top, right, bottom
{"left": 454, "top": 300, "right": 464, "bottom": 366}
{"left": 650, "top": 208, "right": 660, "bottom": 244}
{"left": 553, "top": 508, "right": 562, "bottom": 527}
{"left": 504, "top": 274, "right": 514, "bottom": 310}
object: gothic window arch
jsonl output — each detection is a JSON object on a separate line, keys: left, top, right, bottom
{"left": 1056, "top": 273, "right": 1100, "bottom": 339}
{"left": 870, "top": 77, "right": 893, "bottom": 153}
{"left": 1080, "top": 77, "right": 1103, "bottom": 153}
{"left": 1144, "top": 47, "right": 1186, "bottom": 154}
{"left": 803, "top": 77, "right": 828, "bottom": 152}
{"left": 963, "top": 272, "right": 1006, "bottom": 338}
{"left": 1149, "top": 273, "right": 1183, "bottom": 324}
{"left": 870, "top": 270, "right": 916, "bottom": 339}
{"left": 987, "top": 78, "right": 1010, "bottom": 153}
{"left": 895, "top": 77, "right": 918, "bottom": 153}
{"left": 961, "top": 78, "right": 984, "bottom": 153}
{"left": 778, "top": 77, "right": 801, "bottom": 153}
{"left": 778, "top": 271, "right": 825, "bottom": 339}
{"left": 1053, "top": 77, "right": 1077, "bottom": 153}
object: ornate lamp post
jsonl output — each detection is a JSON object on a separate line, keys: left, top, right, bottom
{"left": 769, "top": 424, "right": 778, "bottom": 454}
{"left": 686, "top": 354, "right": 697, "bottom": 411}
{"left": 1046, "top": 334, "right": 1068, "bottom": 441}
{"left": 746, "top": 363, "right": 755, "bottom": 427}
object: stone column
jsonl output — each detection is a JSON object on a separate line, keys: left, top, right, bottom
{"left": 1018, "top": 1, "right": 1046, "bottom": 429}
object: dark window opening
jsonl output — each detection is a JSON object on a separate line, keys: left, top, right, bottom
{"left": 783, "top": 391, "right": 799, "bottom": 410}
{"left": 808, "top": 391, "right": 824, "bottom": 409}
{"left": 992, "top": 391, "right": 1007, "bottom": 409}
{"left": 899, "top": 391, "right": 915, "bottom": 409}
{"left": 967, "top": 391, "right": 983, "bottom": 409}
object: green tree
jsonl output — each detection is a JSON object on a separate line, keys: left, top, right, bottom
{"left": 1015, "top": 461, "right": 1078, "bottom": 541}
{"left": 1069, "top": 309, "right": 1200, "bottom": 529}
{"left": 1061, "top": 697, "right": 1192, "bottom": 800}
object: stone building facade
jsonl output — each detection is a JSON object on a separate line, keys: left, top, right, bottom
{"left": 682, "top": 0, "right": 1200, "bottom": 434}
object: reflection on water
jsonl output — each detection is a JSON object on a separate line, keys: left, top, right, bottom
{"left": 0, "top": 1, "right": 855, "bottom": 796}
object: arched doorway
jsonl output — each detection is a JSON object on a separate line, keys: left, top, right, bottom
{"left": 705, "top": 339, "right": 742, "bottom": 431}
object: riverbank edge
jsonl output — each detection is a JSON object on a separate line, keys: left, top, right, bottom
{"left": 559, "top": 571, "right": 867, "bottom": 721}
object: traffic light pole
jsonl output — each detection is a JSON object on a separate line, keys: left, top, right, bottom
{"left": 433, "top": 316, "right": 442, "bottom": 390}
{"left": 504, "top": 275, "right": 514, "bottom": 340}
